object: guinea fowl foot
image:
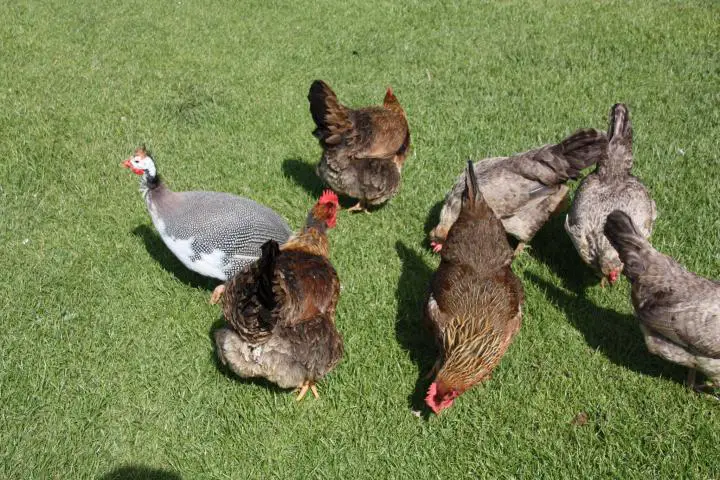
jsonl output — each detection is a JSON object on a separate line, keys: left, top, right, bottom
{"left": 347, "top": 201, "right": 368, "bottom": 213}
{"left": 210, "top": 284, "right": 226, "bottom": 305}
{"left": 295, "top": 381, "right": 320, "bottom": 401}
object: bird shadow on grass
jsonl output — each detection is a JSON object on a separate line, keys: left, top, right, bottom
{"left": 527, "top": 214, "right": 598, "bottom": 294}
{"left": 207, "top": 317, "right": 287, "bottom": 394}
{"left": 132, "top": 225, "right": 218, "bottom": 292}
{"left": 282, "top": 158, "right": 324, "bottom": 199}
{"left": 395, "top": 241, "right": 438, "bottom": 417}
{"left": 101, "top": 465, "right": 182, "bottom": 480}
{"left": 525, "top": 272, "right": 686, "bottom": 386}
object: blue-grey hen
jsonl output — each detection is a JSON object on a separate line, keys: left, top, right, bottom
{"left": 604, "top": 210, "right": 720, "bottom": 393}
{"left": 122, "top": 146, "right": 292, "bottom": 303}
{"left": 565, "top": 104, "right": 657, "bottom": 286}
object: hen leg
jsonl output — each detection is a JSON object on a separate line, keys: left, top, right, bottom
{"left": 295, "top": 380, "right": 320, "bottom": 401}
{"left": 348, "top": 200, "right": 368, "bottom": 213}
{"left": 513, "top": 242, "right": 526, "bottom": 257}
{"left": 210, "top": 284, "right": 226, "bottom": 305}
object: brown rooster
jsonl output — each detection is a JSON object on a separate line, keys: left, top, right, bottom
{"left": 425, "top": 161, "right": 524, "bottom": 414}
{"left": 308, "top": 80, "right": 411, "bottom": 212}
{"left": 214, "top": 190, "right": 343, "bottom": 400}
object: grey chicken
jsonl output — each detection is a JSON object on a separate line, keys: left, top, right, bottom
{"left": 122, "top": 146, "right": 292, "bottom": 302}
{"left": 429, "top": 129, "right": 607, "bottom": 253}
{"left": 565, "top": 104, "right": 657, "bottom": 285}
{"left": 425, "top": 160, "right": 524, "bottom": 414}
{"left": 604, "top": 210, "right": 720, "bottom": 391}
{"left": 214, "top": 190, "right": 343, "bottom": 400}
{"left": 308, "top": 80, "right": 411, "bottom": 212}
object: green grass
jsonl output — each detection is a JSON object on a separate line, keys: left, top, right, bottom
{"left": 1, "top": 0, "right": 719, "bottom": 478}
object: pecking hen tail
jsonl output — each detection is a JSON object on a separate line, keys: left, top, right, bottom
{"left": 549, "top": 128, "right": 609, "bottom": 179}
{"left": 308, "top": 80, "right": 352, "bottom": 147}
{"left": 603, "top": 210, "right": 649, "bottom": 280}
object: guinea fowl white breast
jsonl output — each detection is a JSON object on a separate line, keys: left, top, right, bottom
{"left": 122, "top": 147, "right": 292, "bottom": 298}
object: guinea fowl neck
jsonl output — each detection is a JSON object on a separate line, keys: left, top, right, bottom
{"left": 139, "top": 172, "right": 162, "bottom": 198}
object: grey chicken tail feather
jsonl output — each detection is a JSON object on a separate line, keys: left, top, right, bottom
{"left": 462, "top": 159, "right": 479, "bottom": 205}
{"left": 604, "top": 210, "right": 648, "bottom": 280}
{"left": 552, "top": 128, "right": 609, "bottom": 177}
{"left": 608, "top": 103, "right": 632, "bottom": 143}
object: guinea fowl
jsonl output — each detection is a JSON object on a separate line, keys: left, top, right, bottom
{"left": 429, "top": 128, "right": 607, "bottom": 254}
{"left": 565, "top": 104, "right": 657, "bottom": 286}
{"left": 425, "top": 160, "right": 524, "bottom": 414}
{"left": 122, "top": 146, "right": 292, "bottom": 302}
{"left": 308, "top": 80, "right": 411, "bottom": 212}
{"left": 604, "top": 210, "right": 720, "bottom": 393}
{"left": 214, "top": 190, "right": 343, "bottom": 400}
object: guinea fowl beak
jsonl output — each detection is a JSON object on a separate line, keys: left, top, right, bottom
{"left": 121, "top": 158, "right": 132, "bottom": 169}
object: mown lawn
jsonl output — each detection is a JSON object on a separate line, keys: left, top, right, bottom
{"left": 1, "top": 0, "right": 719, "bottom": 478}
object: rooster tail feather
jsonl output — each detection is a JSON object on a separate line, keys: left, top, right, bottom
{"left": 256, "top": 240, "right": 281, "bottom": 310}
{"left": 603, "top": 210, "right": 648, "bottom": 280}
{"left": 308, "top": 80, "right": 350, "bottom": 146}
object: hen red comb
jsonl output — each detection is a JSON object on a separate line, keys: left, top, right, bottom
{"left": 319, "top": 189, "right": 339, "bottom": 206}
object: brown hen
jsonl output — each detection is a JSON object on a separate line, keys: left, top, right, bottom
{"left": 214, "top": 190, "right": 343, "bottom": 400}
{"left": 425, "top": 161, "right": 524, "bottom": 414}
{"left": 308, "top": 80, "right": 410, "bottom": 212}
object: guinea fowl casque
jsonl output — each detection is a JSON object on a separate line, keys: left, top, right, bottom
{"left": 308, "top": 80, "right": 411, "bottom": 213}
{"left": 604, "top": 210, "right": 720, "bottom": 394}
{"left": 425, "top": 161, "right": 524, "bottom": 414}
{"left": 214, "top": 190, "right": 343, "bottom": 400}
{"left": 122, "top": 146, "right": 292, "bottom": 302}
{"left": 565, "top": 104, "right": 657, "bottom": 286}
{"left": 430, "top": 128, "right": 608, "bottom": 254}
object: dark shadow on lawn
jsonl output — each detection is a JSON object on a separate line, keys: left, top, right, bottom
{"left": 525, "top": 272, "right": 685, "bottom": 386}
{"left": 101, "top": 465, "right": 182, "bottom": 480}
{"left": 207, "top": 317, "right": 287, "bottom": 394}
{"left": 132, "top": 225, "right": 217, "bottom": 291}
{"left": 282, "top": 158, "right": 324, "bottom": 199}
{"left": 395, "top": 241, "right": 438, "bottom": 417}
{"left": 528, "top": 214, "right": 598, "bottom": 294}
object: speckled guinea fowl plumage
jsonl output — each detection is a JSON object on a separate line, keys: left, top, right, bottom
{"left": 604, "top": 211, "right": 720, "bottom": 387}
{"left": 430, "top": 128, "right": 607, "bottom": 250}
{"left": 308, "top": 80, "right": 410, "bottom": 211}
{"left": 565, "top": 104, "right": 657, "bottom": 284}
{"left": 425, "top": 160, "right": 524, "bottom": 414}
{"left": 123, "top": 147, "right": 292, "bottom": 281}
{"left": 214, "top": 191, "right": 343, "bottom": 398}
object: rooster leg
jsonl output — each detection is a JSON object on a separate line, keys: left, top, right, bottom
{"left": 513, "top": 242, "right": 526, "bottom": 257}
{"left": 348, "top": 200, "right": 368, "bottom": 213}
{"left": 210, "top": 284, "right": 226, "bottom": 305}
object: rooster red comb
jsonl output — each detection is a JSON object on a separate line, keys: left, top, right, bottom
{"left": 319, "top": 189, "right": 339, "bottom": 206}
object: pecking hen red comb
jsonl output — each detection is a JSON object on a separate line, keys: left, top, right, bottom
{"left": 319, "top": 189, "right": 339, "bottom": 206}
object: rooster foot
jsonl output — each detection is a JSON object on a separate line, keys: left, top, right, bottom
{"left": 295, "top": 381, "right": 320, "bottom": 401}
{"left": 348, "top": 201, "right": 368, "bottom": 213}
{"left": 210, "top": 284, "right": 226, "bottom": 305}
{"left": 513, "top": 242, "right": 526, "bottom": 257}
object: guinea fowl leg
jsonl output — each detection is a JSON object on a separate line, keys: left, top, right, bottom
{"left": 347, "top": 200, "right": 368, "bottom": 213}
{"left": 210, "top": 284, "right": 226, "bottom": 305}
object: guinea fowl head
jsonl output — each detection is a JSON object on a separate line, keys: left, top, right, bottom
{"left": 122, "top": 146, "right": 157, "bottom": 178}
{"left": 309, "top": 190, "right": 340, "bottom": 229}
